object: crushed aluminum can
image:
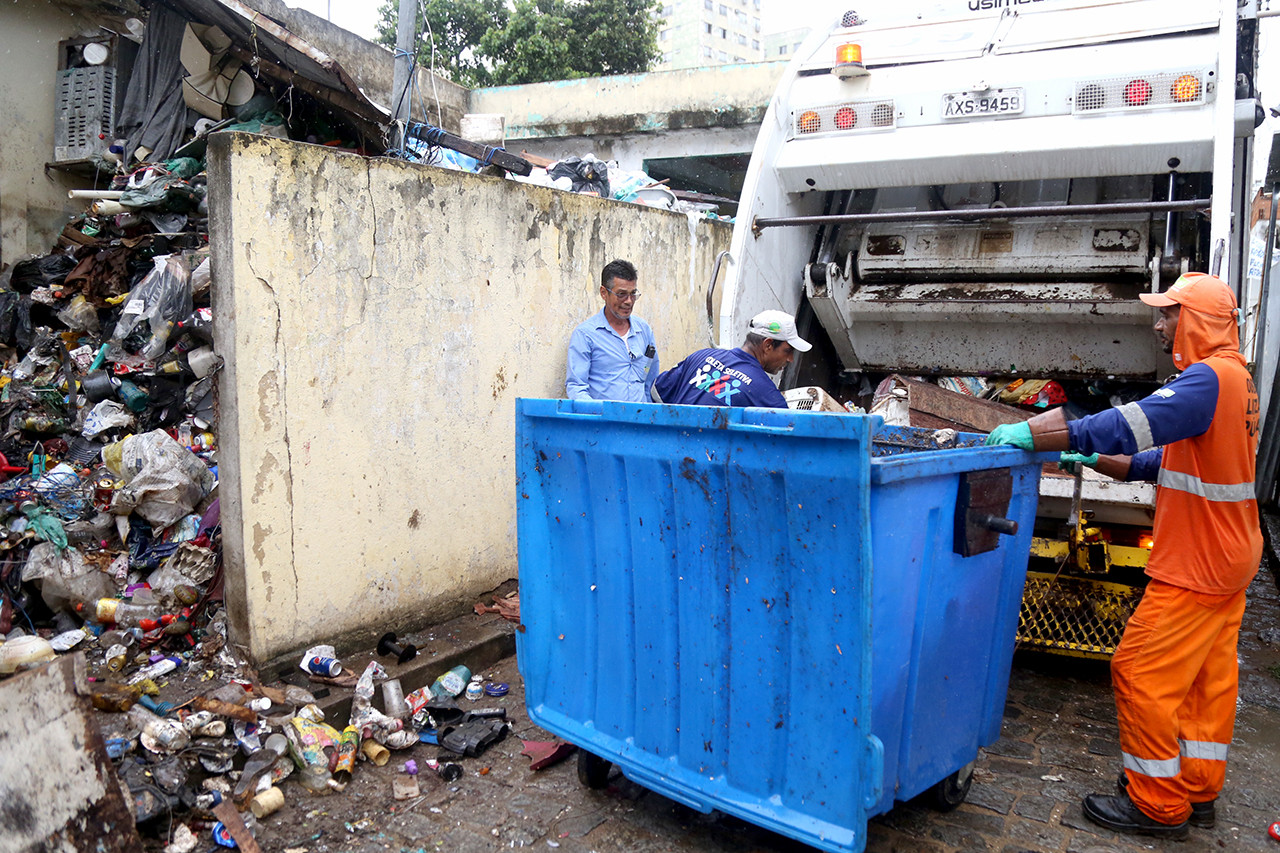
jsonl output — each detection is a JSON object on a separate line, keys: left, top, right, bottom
{"left": 182, "top": 710, "right": 214, "bottom": 732}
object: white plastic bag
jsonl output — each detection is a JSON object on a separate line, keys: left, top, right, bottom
{"left": 105, "top": 430, "right": 214, "bottom": 529}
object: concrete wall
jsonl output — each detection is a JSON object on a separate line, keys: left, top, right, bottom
{"left": 208, "top": 133, "right": 731, "bottom": 664}
{"left": 468, "top": 62, "right": 784, "bottom": 170}
{"left": 0, "top": 3, "right": 98, "bottom": 266}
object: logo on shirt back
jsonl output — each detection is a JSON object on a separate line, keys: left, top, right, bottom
{"left": 1154, "top": 388, "right": 1175, "bottom": 398}
{"left": 690, "top": 357, "right": 752, "bottom": 404}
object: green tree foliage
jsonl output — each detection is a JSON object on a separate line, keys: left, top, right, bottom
{"left": 376, "top": 0, "right": 661, "bottom": 88}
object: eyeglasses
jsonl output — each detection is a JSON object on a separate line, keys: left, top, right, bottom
{"left": 606, "top": 287, "right": 641, "bottom": 301}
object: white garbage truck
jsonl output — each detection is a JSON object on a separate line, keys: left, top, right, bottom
{"left": 718, "top": 0, "right": 1267, "bottom": 657}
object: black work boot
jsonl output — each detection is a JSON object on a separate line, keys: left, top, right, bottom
{"left": 1117, "top": 771, "right": 1216, "bottom": 828}
{"left": 1083, "top": 791, "right": 1190, "bottom": 840}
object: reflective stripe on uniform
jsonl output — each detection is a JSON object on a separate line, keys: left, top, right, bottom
{"left": 1118, "top": 402, "right": 1155, "bottom": 451}
{"left": 1180, "top": 739, "right": 1230, "bottom": 761}
{"left": 1158, "top": 469, "right": 1256, "bottom": 502}
{"left": 1123, "top": 751, "right": 1181, "bottom": 778}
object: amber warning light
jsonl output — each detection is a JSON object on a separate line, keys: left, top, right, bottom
{"left": 833, "top": 43, "right": 869, "bottom": 80}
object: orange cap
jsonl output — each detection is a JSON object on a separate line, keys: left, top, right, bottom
{"left": 1138, "top": 272, "right": 1238, "bottom": 318}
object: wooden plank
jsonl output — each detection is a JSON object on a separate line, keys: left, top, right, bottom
{"left": 901, "top": 377, "right": 1033, "bottom": 434}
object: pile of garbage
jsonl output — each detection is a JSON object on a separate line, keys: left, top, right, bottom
{"left": 416, "top": 143, "right": 729, "bottom": 219}
{"left": 94, "top": 642, "right": 524, "bottom": 851}
{"left": 0, "top": 153, "right": 221, "bottom": 687}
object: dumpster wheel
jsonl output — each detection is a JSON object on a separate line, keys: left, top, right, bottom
{"left": 928, "top": 760, "right": 974, "bottom": 812}
{"left": 577, "top": 750, "right": 612, "bottom": 789}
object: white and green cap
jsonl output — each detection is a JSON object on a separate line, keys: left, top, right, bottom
{"left": 749, "top": 310, "right": 812, "bottom": 352}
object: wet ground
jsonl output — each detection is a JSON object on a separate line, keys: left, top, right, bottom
{"left": 131, "top": 553, "right": 1280, "bottom": 853}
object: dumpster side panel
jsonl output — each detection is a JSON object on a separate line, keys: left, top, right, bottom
{"left": 868, "top": 456, "right": 1042, "bottom": 810}
{"left": 516, "top": 399, "right": 879, "bottom": 853}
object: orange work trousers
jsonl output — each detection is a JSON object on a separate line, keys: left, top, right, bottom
{"left": 1111, "top": 578, "right": 1248, "bottom": 825}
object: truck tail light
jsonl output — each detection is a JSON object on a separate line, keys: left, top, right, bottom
{"left": 1123, "top": 79, "right": 1152, "bottom": 106}
{"left": 1171, "top": 74, "right": 1201, "bottom": 102}
{"left": 792, "top": 100, "right": 894, "bottom": 137}
{"left": 1073, "top": 69, "right": 1208, "bottom": 115}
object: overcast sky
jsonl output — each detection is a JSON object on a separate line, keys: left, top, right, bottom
{"left": 286, "top": 0, "right": 1280, "bottom": 181}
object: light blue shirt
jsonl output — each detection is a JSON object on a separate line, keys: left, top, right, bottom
{"left": 565, "top": 310, "right": 659, "bottom": 402}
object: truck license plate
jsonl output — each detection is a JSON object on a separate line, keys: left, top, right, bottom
{"left": 942, "top": 88, "right": 1025, "bottom": 119}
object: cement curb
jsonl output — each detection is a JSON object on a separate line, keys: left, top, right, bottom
{"left": 275, "top": 612, "right": 518, "bottom": 725}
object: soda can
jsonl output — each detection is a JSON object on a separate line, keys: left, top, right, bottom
{"left": 307, "top": 656, "right": 341, "bottom": 677}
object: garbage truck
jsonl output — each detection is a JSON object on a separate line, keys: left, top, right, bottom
{"left": 717, "top": 0, "right": 1267, "bottom": 657}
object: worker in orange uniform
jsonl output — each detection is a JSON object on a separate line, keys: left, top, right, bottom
{"left": 985, "top": 272, "right": 1262, "bottom": 840}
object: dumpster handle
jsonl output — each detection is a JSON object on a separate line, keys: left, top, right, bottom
{"left": 863, "top": 734, "right": 884, "bottom": 808}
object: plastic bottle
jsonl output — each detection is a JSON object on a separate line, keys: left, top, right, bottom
{"left": 127, "top": 704, "right": 190, "bottom": 751}
{"left": 429, "top": 665, "right": 472, "bottom": 698}
{"left": 84, "top": 598, "right": 165, "bottom": 627}
{"left": 115, "top": 379, "right": 149, "bottom": 413}
{"left": 177, "top": 308, "right": 214, "bottom": 344}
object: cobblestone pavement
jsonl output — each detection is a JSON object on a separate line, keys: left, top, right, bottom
{"left": 226, "top": 559, "right": 1280, "bottom": 853}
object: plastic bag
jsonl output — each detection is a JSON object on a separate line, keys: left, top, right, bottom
{"left": 22, "top": 541, "right": 115, "bottom": 613}
{"left": 105, "top": 429, "right": 215, "bottom": 530}
{"left": 56, "top": 294, "right": 101, "bottom": 333}
{"left": 0, "top": 291, "right": 34, "bottom": 349}
{"left": 189, "top": 257, "right": 211, "bottom": 299}
{"left": 82, "top": 400, "right": 134, "bottom": 438}
{"left": 106, "top": 255, "right": 193, "bottom": 363}
{"left": 10, "top": 254, "right": 76, "bottom": 293}
{"left": 547, "top": 156, "right": 610, "bottom": 197}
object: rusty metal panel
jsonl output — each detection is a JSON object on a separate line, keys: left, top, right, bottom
{"left": 0, "top": 655, "right": 141, "bottom": 853}
{"left": 856, "top": 218, "right": 1149, "bottom": 282}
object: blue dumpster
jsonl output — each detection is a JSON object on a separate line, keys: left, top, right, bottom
{"left": 515, "top": 399, "right": 1050, "bottom": 853}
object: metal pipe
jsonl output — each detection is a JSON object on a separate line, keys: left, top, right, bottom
{"left": 1254, "top": 184, "right": 1279, "bottom": 376}
{"left": 753, "top": 198, "right": 1211, "bottom": 231}
{"left": 1163, "top": 168, "right": 1178, "bottom": 258}
{"left": 706, "top": 251, "right": 732, "bottom": 347}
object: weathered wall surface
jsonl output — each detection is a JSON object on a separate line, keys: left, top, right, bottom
{"left": 468, "top": 62, "right": 784, "bottom": 169}
{"left": 208, "top": 133, "right": 731, "bottom": 663}
{"left": 0, "top": 3, "right": 93, "bottom": 265}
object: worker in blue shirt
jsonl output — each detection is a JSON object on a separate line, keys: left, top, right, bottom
{"left": 565, "top": 259, "right": 659, "bottom": 402}
{"left": 654, "top": 310, "right": 811, "bottom": 408}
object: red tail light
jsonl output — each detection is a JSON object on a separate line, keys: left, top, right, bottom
{"left": 1123, "top": 79, "right": 1152, "bottom": 106}
{"left": 834, "top": 107, "right": 857, "bottom": 129}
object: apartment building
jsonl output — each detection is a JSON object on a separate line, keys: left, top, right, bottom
{"left": 655, "top": 0, "right": 766, "bottom": 70}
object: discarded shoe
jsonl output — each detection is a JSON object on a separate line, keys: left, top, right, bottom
{"left": 439, "top": 717, "right": 508, "bottom": 757}
{"left": 1083, "top": 791, "right": 1189, "bottom": 839}
{"left": 1117, "top": 771, "right": 1216, "bottom": 828}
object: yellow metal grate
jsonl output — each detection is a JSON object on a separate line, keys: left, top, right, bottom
{"left": 1017, "top": 572, "right": 1145, "bottom": 659}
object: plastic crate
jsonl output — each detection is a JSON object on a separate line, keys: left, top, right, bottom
{"left": 515, "top": 399, "right": 1050, "bottom": 853}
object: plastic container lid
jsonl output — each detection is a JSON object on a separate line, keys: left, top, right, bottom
{"left": 484, "top": 682, "right": 509, "bottom": 697}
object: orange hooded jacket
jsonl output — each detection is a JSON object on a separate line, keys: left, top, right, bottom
{"left": 1144, "top": 287, "right": 1261, "bottom": 594}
